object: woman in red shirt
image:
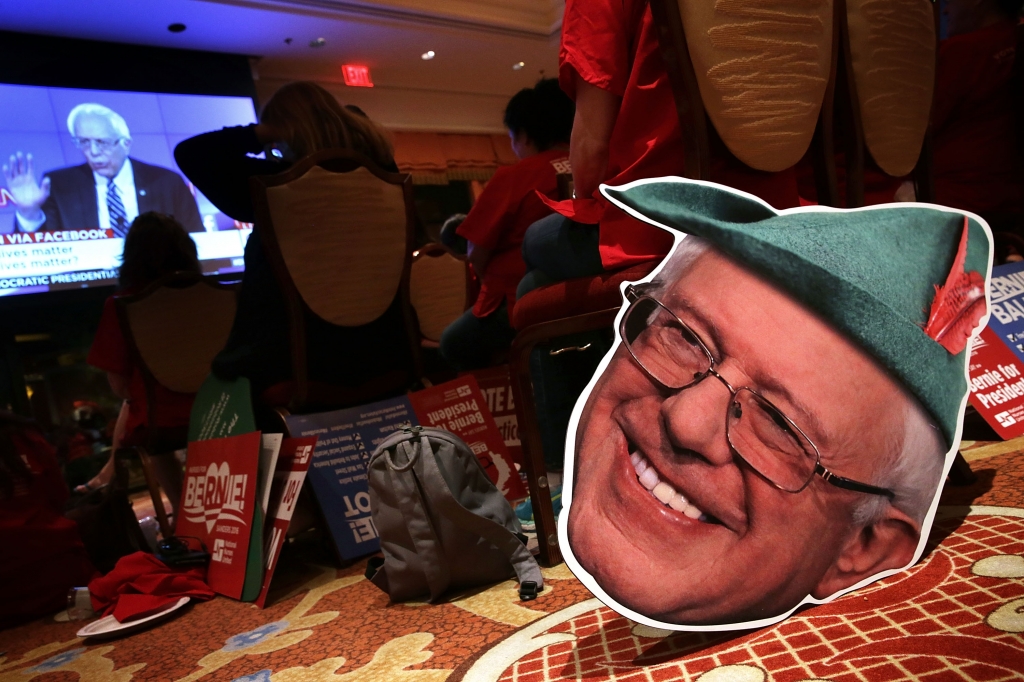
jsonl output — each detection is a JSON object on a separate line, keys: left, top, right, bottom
{"left": 929, "top": 0, "right": 1023, "bottom": 224}
{"left": 77, "top": 213, "right": 201, "bottom": 496}
{"left": 439, "top": 79, "right": 574, "bottom": 371}
{"left": 0, "top": 414, "right": 95, "bottom": 627}
{"left": 519, "top": 0, "right": 800, "bottom": 296}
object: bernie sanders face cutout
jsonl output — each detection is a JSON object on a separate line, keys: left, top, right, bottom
{"left": 560, "top": 178, "right": 993, "bottom": 630}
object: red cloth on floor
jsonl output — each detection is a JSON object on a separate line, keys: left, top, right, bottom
{"left": 89, "top": 552, "right": 214, "bottom": 623}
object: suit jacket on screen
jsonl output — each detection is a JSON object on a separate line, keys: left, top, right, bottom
{"left": 20, "top": 159, "right": 204, "bottom": 233}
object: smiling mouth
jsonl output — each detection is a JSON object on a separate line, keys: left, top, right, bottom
{"left": 628, "top": 441, "right": 722, "bottom": 524}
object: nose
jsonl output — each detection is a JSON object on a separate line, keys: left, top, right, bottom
{"left": 659, "top": 368, "right": 736, "bottom": 467}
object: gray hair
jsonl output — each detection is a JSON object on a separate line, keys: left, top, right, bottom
{"left": 649, "top": 235, "right": 946, "bottom": 528}
{"left": 67, "top": 103, "right": 131, "bottom": 140}
{"left": 854, "top": 400, "right": 946, "bottom": 527}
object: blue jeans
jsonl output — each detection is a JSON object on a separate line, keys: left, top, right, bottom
{"left": 439, "top": 302, "right": 516, "bottom": 372}
{"left": 517, "top": 214, "right": 604, "bottom": 299}
{"left": 516, "top": 213, "right": 610, "bottom": 472}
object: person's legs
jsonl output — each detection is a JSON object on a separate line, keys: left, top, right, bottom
{"left": 513, "top": 213, "right": 610, "bottom": 520}
{"left": 518, "top": 214, "right": 603, "bottom": 299}
{"left": 439, "top": 303, "right": 517, "bottom": 372}
{"left": 76, "top": 399, "right": 129, "bottom": 493}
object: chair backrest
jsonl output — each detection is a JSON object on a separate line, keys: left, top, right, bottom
{"left": 257, "top": 158, "right": 413, "bottom": 327}
{"left": 843, "top": 0, "right": 936, "bottom": 179}
{"left": 117, "top": 273, "right": 238, "bottom": 395}
{"left": 652, "top": 0, "right": 834, "bottom": 175}
{"left": 249, "top": 149, "right": 421, "bottom": 408}
{"left": 410, "top": 244, "right": 471, "bottom": 344}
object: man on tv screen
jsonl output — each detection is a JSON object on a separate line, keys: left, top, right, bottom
{"left": 2, "top": 103, "right": 203, "bottom": 234}
{"left": 564, "top": 178, "right": 991, "bottom": 629}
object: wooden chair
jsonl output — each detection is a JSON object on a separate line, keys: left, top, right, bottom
{"left": 249, "top": 149, "right": 421, "bottom": 416}
{"left": 116, "top": 272, "right": 239, "bottom": 538}
{"left": 409, "top": 243, "right": 473, "bottom": 348}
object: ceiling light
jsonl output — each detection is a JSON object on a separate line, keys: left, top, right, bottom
{"left": 421, "top": 51, "right": 435, "bottom": 60}
{"left": 513, "top": 61, "right": 525, "bottom": 71}
{"left": 168, "top": 23, "right": 186, "bottom": 33}
{"left": 310, "top": 37, "right": 327, "bottom": 48}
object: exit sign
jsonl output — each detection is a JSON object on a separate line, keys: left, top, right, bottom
{"left": 342, "top": 65, "right": 374, "bottom": 87}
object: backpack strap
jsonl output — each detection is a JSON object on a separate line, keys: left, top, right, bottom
{"left": 414, "top": 434, "right": 544, "bottom": 601}
{"left": 385, "top": 439, "right": 451, "bottom": 602}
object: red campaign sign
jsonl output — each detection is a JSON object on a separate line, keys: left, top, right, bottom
{"left": 256, "top": 436, "right": 318, "bottom": 608}
{"left": 466, "top": 366, "right": 523, "bottom": 468}
{"left": 177, "top": 431, "right": 262, "bottom": 599}
{"left": 967, "top": 326, "right": 1024, "bottom": 439}
{"left": 409, "top": 375, "right": 527, "bottom": 501}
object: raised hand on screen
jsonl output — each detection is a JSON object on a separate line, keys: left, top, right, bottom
{"left": 2, "top": 152, "right": 51, "bottom": 221}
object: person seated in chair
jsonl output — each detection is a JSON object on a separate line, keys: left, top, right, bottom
{"left": 439, "top": 78, "right": 574, "bottom": 372}
{"left": 0, "top": 413, "right": 96, "bottom": 628}
{"left": 78, "top": 213, "right": 201, "bottom": 501}
{"left": 922, "top": 0, "right": 1024, "bottom": 230}
{"left": 174, "top": 82, "right": 413, "bottom": 400}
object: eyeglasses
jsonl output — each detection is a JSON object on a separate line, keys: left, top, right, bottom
{"left": 620, "top": 285, "right": 895, "bottom": 499}
{"left": 72, "top": 137, "right": 123, "bottom": 152}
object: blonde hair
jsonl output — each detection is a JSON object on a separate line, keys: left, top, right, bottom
{"left": 260, "top": 82, "right": 394, "bottom": 168}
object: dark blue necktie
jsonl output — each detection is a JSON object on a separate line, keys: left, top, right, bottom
{"left": 107, "top": 178, "right": 127, "bottom": 237}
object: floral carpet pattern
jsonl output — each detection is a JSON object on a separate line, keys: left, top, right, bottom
{"left": 2, "top": 441, "right": 1023, "bottom": 682}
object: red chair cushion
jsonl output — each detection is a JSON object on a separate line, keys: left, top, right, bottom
{"left": 511, "top": 262, "right": 660, "bottom": 331}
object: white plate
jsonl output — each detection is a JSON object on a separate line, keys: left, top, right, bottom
{"left": 76, "top": 597, "right": 190, "bottom": 639}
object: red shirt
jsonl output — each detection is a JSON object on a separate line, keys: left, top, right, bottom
{"left": 457, "top": 148, "right": 570, "bottom": 317}
{"left": 87, "top": 295, "right": 196, "bottom": 440}
{"left": 932, "top": 20, "right": 1023, "bottom": 217}
{"left": 0, "top": 428, "right": 95, "bottom": 627}
{"left": 556, "top": 0, "right": 800, "bottom": 270}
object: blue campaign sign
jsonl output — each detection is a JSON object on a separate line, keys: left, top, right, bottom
{"left": 285, "top": 396, "right": 414, "bottom": 560}
{"left": 987, "top": 261, "right": 1024, "bottom": 365}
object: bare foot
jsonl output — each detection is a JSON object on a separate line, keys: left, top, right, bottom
{"left": 75, "top": 457, "right": 114, "bottom": 494}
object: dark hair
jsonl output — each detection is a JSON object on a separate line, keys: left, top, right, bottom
{"left": 261, "top": 82, "right": 394, "bottom": 168}
{"left": 995, "top": 0, "right": 1023, "bottom": 17}
{"left": 0, "top": 419, "right": 32, "bottom": 500}
{"left": 503, "top": 78, "right": 575, "bottom": 151}
{"left": 118, "top": 212, "right": 201, "bottom": 290}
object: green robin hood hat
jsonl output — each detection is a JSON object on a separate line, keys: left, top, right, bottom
{"left": 601, "top": 178, "right": 992, "bottom": 447}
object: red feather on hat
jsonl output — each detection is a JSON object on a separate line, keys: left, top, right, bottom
{"left": 923, "top": 217, "right": 987, "bottom": 354}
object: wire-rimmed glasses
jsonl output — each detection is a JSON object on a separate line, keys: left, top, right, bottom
{"left": 620, "top": 285, "right": 895, "bottom": 499}
{"left": 72, "top": 137, "right": 123, "bottom": 152}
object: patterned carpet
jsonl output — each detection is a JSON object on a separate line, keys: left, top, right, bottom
{"left": 2, "top": 440, "right": 1023, "bottom": 682}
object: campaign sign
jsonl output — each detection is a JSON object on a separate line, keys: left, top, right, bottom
{"left": 967, "top": 326, "right": 1024, "bottom": 439}
{"left": 256, "top": 436, "right": 318, "bottom": 608}
{"left": 286, "top": 398, "right": 414, "bottom": 560}
{"left": 410, "top": 375, "right": 527, "bottom": 501}
{"left": 188, "top": 374, "right": 256, "bottom": 442}
{"left": 468, "top": 365, "right": 523, "bottom": 468}
{"left": 176, "top": 431, "right": 263, "bottom": 599}
{"left": 985, "top": 261, "right": 1024, "bottom": 365}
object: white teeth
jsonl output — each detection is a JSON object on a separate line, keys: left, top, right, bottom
{"left": 652, "top": 482, "right": 674, "bottom": 504}
{"left": 630, "top": 451, "right": 708, "bottom": 521}
{"left": 639, "top": 467, "right": 660, "bottom": 490}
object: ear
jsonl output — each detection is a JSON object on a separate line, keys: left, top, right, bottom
{"left": 812, "top": 505, "right": 920, "bottom": 600}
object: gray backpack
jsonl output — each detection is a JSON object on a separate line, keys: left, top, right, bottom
{"left": 365, "top": 426, "right": 543, "bottom": 602}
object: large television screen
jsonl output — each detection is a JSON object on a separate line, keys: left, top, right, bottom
{"left": 0, "top": 84, "right": 258, "bottom": 297}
